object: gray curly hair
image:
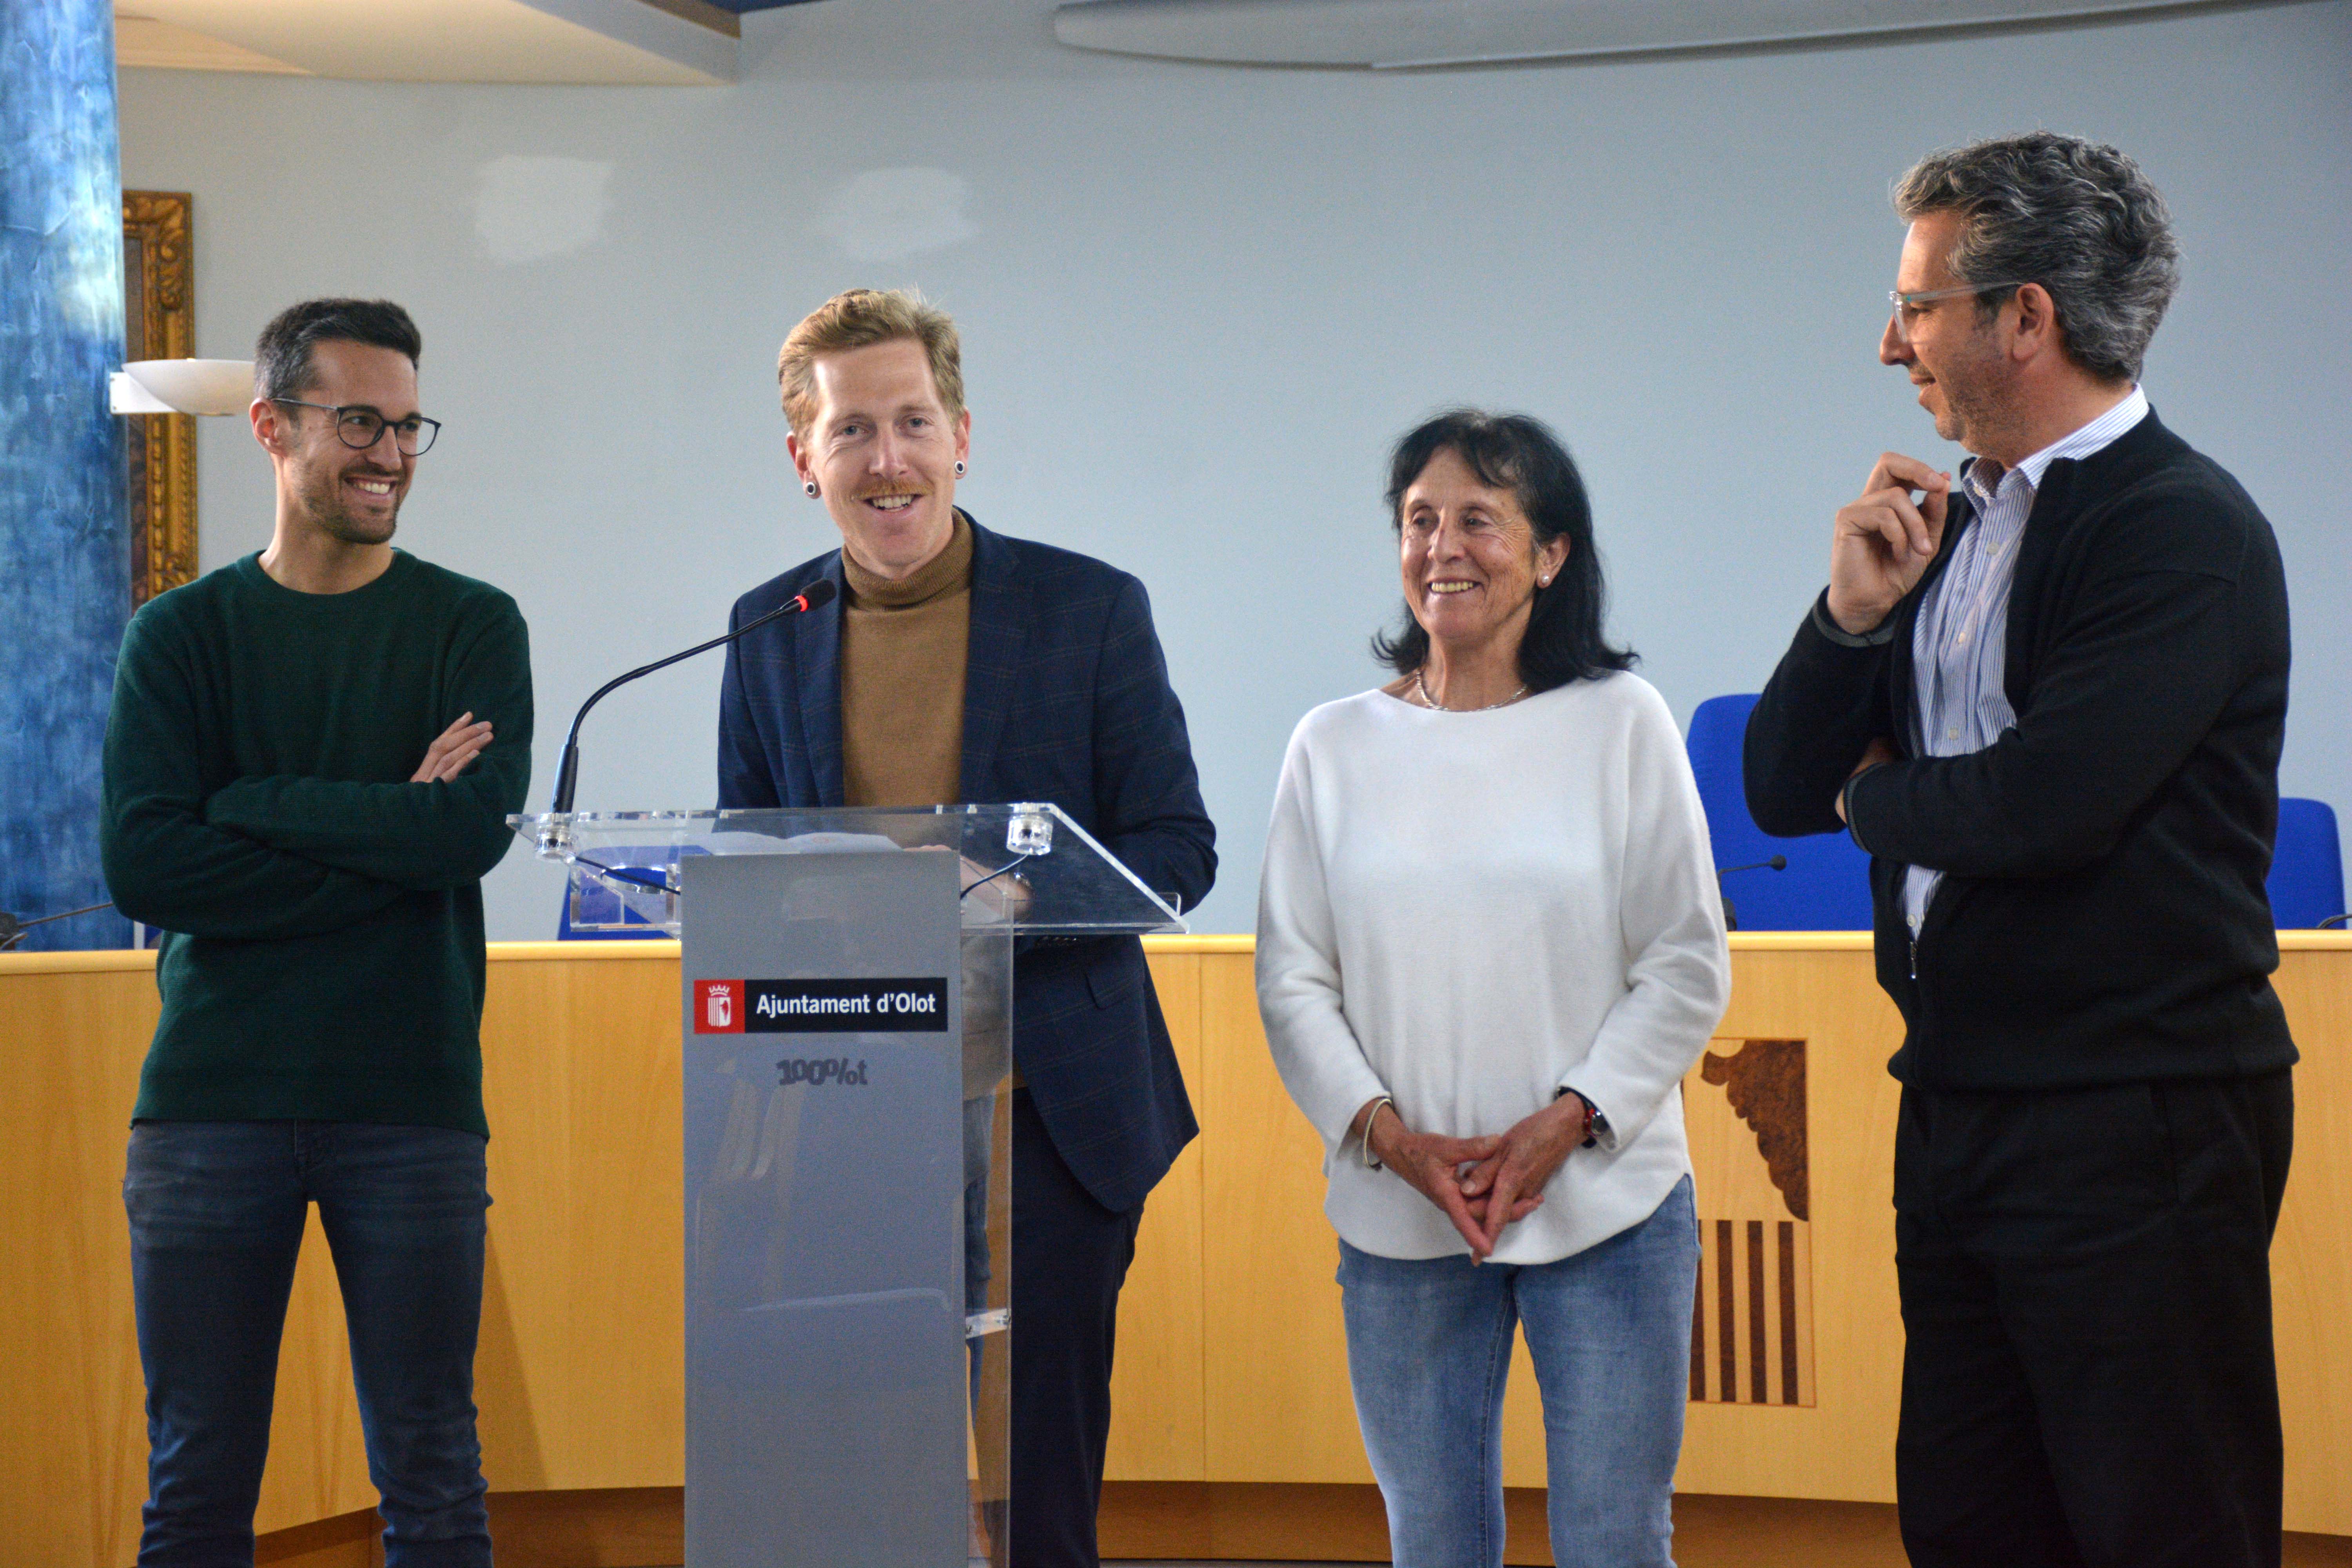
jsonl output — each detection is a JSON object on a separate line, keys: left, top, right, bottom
{"left": 1893, "top": 132, "right": 2179, "bottom": 385}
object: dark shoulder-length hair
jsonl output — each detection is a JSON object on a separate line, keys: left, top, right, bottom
{"left": 1372, "top": 409, "right": 1635, "bottom": 692}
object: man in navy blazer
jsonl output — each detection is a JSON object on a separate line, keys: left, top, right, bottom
{"left": 717, "top": 289, "right": 1215, "bottom": 1568}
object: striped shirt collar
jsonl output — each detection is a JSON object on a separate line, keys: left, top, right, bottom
{"left": 1961, "top": 385, "right": 2150, "bottom": 507}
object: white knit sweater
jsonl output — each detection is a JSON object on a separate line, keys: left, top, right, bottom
{"left": 1255, "top": 673, "right": 1731, "bottom": 1264}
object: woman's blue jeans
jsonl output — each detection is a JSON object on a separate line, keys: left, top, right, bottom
{"left": 122, "top": 1120, "right": 494, "bottom": 1568}
{"left": 1337, "top": 1175, "right": 1698, "bottom": 1568}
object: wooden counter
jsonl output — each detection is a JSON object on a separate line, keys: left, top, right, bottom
{"left": 7, "top": 935, "right": 2348, "bottom": 1565}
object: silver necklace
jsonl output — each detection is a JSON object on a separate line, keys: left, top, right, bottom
{"left": 1412, "top": 672, "right": 1528, "bottom": 712}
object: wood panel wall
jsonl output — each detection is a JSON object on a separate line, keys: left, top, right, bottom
{"left": 7, "top": 935, "right": 2348, "bottom": 1565}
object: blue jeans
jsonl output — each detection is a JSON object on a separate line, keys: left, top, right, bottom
{"left": 1337, "top": 1175, "right": 1698, "bottom": 1568}
{"left": 123, "top": 1121, "right": 494, "bottom": 1567}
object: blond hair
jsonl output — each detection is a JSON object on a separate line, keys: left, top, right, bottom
{"left": 776, "top": 288, "right": 965, "bottom": 436}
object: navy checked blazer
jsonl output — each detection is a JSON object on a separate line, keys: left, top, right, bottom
{"left": 716, "top": 515, "right": 1217, "bottom": 1214}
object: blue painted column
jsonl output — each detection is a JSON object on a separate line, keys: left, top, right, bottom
{"left": 0, "top": 0, "right": 133, "bottom": 951}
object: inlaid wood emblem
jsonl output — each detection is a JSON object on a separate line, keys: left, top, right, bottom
{"left": 1684, "top": 1038, "right": 1813, "bottom": 1406}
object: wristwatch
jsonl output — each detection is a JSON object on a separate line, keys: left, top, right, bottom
{"left": 1558, "top": 1087, "right": 1605, "bottom": 1149}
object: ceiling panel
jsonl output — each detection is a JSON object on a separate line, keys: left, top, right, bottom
{"left": 116, "top": 13, "right": 307, "bottom": 73}
{"left": 1052, "top": 0, "right": 2256, "bottom": 67}
{"left": 118, "top": 0, "right": 739, "bottom": 84}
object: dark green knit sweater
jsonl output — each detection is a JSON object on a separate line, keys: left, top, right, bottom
{"left": 101, "top": 550, "right": 533, "bottom": 1136}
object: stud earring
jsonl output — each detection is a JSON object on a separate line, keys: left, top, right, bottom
{"left": 803, "top": 481, "right": 818, "bottom": 497}
{"left": 953, "top": 461, "right": 966, "bottom": 477}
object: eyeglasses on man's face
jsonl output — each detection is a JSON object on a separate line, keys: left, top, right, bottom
{"left": 274, "top": 398, "right": 441, "bottom": 457}
{"left": 1886, "top": 281, "right": 2029, "bottom": 346}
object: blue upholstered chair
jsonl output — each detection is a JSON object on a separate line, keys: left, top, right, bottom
{"left": 1686, "top": 693, "right": 1875, "bottom": 931}
{"left": 1690, "top": 695, "right": 2344, "bottom": 931}
{"left": 2269, "top": 798, "right": 2348, "bottom": 930}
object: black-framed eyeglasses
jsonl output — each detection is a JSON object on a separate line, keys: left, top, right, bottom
{"left": 273, "top": 398, "right": 441, "bottom": 456}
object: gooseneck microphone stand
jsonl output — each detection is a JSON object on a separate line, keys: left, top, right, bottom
{"left": 540, "top": 578, "right": 838, "bottom": 855}
{"left": 1713, "top": 855, "right": 1787, "bottom": 934}
{"left": 0, "top": 901, "right": 116, "bottom": 952}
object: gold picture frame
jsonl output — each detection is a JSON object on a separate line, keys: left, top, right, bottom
{"left": 123, "top": 191, "right": 200, "bottom": 607}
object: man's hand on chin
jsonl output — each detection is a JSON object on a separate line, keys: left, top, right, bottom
{"left": 1827, "top": 453, "right": 1949, "bottom": 635}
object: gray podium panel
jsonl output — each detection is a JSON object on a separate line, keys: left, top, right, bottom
{"left": 512, "top": 804, "right": 1180, "bottom": 1568}
{"left": 680, "top": 851, "right": 970, "bottom": 1568}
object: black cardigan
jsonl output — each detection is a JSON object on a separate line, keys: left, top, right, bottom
{"left": 1744, "top": 411, "right": 2296, "bottom": 1092}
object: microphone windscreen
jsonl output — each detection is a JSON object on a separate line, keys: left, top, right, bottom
{"left": 800, "top": 578, "right": 838, "bottom": 610}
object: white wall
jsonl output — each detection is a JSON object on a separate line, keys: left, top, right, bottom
{"left": 118, "top": 0, "right": 2352, "bottom": 939}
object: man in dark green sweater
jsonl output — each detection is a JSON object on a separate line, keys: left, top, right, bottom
{"left": 101, "top": 298, "right": 531, "bottom": 1567}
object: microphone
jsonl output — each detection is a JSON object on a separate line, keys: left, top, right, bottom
{"left": 0, "top": 900, "right": 116, "bottom": 952}
{"left": 548, "top": 577, "right": 837, "bottom": 817}
{"left": 1713, "top": 855, "right": 1785, "bottom": 934}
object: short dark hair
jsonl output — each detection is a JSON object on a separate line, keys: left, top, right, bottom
{"left": 253, "top": 298, "right": 422, "bottom": 403}
{"left": 1893, "top": 132, "right": 2179, "bottom": 384}
{"left": 1372, "top": 410, "right": 1635, "bottom": 693}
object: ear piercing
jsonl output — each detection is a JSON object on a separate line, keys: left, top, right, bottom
{"left": 804, "top": 481, "right": 819, "bottom": 497}
{"left": 954, "top": 461, "right": 967, "bottom": 477}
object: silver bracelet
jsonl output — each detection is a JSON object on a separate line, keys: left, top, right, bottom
{"left": 1360, "top": 1096, "right": 1395, "bottom": 1171}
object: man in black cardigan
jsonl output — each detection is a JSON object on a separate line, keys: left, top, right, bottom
{"left": 1746, "top": 134, "right": 2294, "bottom": 1568}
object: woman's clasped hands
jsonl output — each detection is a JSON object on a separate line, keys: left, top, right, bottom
{"left": 1358, "top": 1093, "right": 1593, "bottom": 1262}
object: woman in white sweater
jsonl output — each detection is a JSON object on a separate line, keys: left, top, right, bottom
{"left": 1256, "top": 412, "right": 1730, "bottom": 1568}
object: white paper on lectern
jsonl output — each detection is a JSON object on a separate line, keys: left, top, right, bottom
{"left": 700, "top": 831, "right": 902, "bottom": 856}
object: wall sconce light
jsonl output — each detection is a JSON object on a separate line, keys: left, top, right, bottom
{"left": 109, "top": 359, "right": 254, "bottom": 417}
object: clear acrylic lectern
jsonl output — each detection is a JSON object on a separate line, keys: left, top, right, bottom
{"left": 508, "top": 805, "right": 1184, "bottom": 1568}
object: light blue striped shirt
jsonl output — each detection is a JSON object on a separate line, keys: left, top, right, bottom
{"left": 1902, "top": 387, "right": 2150, "bottom": 935}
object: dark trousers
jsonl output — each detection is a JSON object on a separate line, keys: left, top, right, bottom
{"left": 123, "top": 1121, "right": 494, "bottom": 1568}
{"left": 1010, "top": 1089, "right": 1144, "bottom": 1568}
{"left": 1893, "top": 1070, "right": 2293, "bottom": 1568}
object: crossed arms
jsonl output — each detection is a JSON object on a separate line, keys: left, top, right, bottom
{"left": 102, "top": 609, "right": 533, "bottom": 941}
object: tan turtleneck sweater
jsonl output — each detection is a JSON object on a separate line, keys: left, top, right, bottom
{"left": 839, "top": 512, "right": 972, "bottom": 808}
{"left": 842, "top": 517, "right": 1006, "bottom": 1094}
